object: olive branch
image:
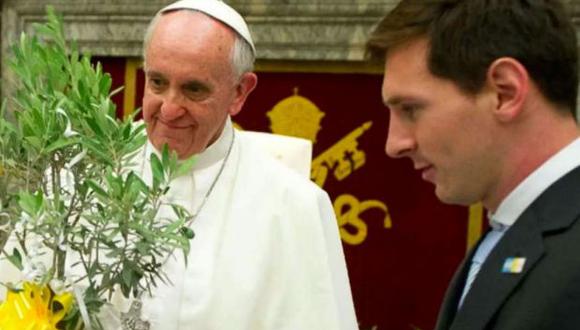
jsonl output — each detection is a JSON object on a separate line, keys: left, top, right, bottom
{"left": 0, "top": 7, "right": 194, "bottom": 329}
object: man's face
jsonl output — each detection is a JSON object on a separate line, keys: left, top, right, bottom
{"left": 382, "top": 38, "right": 500, "bottom": 206}
{"left": 143, "top": 11, "right": 239, "bottom": 159}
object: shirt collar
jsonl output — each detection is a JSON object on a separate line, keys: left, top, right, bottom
{"left": 491, "top": 137, "right": 580, "bottom": 228}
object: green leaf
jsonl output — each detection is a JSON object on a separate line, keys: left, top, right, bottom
{"left": 18, "top": 191, "right": 43, "bottom": 216}
{"left": 105, "top": 171, "right": 123, "bottom": 198}
{"left": 84, "top": 114, "right": 104, "bottom": 137}
{"left": 150, "top": 153, "right": 163, "bottom": 189}
{"left": 174, "top": 155, "right": 197, "bottom": 178}
{"left": 6, "top": 248, "right": 23, "bottom": 270}
{"left": 86, "top": 180, "right": 107, "bottom": 198}
{"left": 121, "top": 263, "right": 133, "bottom": 288}
{"left": 45, "top": 137, "right": 78, "bottom": 153}
{"left": 102, "top": 80, "right": 114, "bottom": 99}
{"left": 119, "top": 281, "right": 130, "bottom": 298}
{"left": 121, "top": 121, "right": 132, "bottom": 141}
{"left": 135, "top": 241, "right": 150, "bottom": 255}
{"left": 82, "top": 138, "right": 113, "bottom": 165}
{"left": 131, "top": 172, "right": 149, "bottom": 194}
{"left": 163, "top": 218, "right": 183, "bottom": 235}
{"left": 161, "top": 144, "right": 170, "bottom": 170}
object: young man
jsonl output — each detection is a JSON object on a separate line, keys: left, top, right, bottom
{"left": 367, "top": 1, "right": 580, "bottom": 329}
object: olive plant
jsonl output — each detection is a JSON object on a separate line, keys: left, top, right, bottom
{"left": 0, "top": 7, "right": 194, "bottom": 329}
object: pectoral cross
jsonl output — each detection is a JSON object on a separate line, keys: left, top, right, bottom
{"left": 121, "top": 299, "right": 151, "bottom": 330}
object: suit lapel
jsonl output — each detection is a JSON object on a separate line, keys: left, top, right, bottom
{"left": 450, "top": 210, "right": 544, "bottom": 330}
{"left": 447, "top": 166, "right": 580, "bottom": 330}
{"left": 435, "top": 238, "right": 481, "bottom": 330}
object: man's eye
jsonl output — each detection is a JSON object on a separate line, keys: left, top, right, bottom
{"left": 398, "top": 103, "right": 423, "bottom": 119}
{"left": 149, "top": 78, "right": 165, "bottom": 90}
{"left": 186, "top": 86, "right": 202, "bottom": 94}
{"left": 401, "top": 104, "right": 417, "bottom": 113}
{"left": 183, "top": 84, "right": 209, "bottom": 100}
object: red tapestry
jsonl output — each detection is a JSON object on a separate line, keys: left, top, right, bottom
{"left": 96, "top": 57, "right": 485, "bottom": 330}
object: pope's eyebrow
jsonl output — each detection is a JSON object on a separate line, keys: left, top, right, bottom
{"left": 145, "top": 70, "right": 166, "bottom": 80}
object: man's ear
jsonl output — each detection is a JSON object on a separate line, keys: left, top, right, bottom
{"left": 228, "top": 72, "right": 258, "bottom": 116}
{"left": 487, "top": 57, "right": 529, "bottom": 122}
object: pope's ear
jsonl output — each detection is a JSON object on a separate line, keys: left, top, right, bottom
{"left": 487, "top": 57, "right": 529, "bottom": 122}
{"left": 229, "top": 72, "right": 258, "bottom": 116}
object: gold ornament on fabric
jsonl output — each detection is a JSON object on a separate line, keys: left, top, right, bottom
{"left": 267, "top": 88, "right": 325, "bottom": 143}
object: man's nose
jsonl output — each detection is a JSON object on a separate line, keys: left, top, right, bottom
{"left": 159, "top": 91, "right": 187, "bottom": 121}
{"left": 385, "top": 114, "right": 416, "bottom": 158}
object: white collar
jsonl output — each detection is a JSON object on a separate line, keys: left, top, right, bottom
{"left": 491, "top": 137, "right": 580, "bottom": 228}
{"left": 193, "top": 117, "right": 234, "bottom": 170}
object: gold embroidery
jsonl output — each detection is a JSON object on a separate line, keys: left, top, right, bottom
{"left": 334, "top": 194, "right": 392, "bottom": 245}
{"left": 266, "top": 88, "right": 325, "bottom": 143}
{"left": 311, "top": 122, "right": 372, "bottom": 187}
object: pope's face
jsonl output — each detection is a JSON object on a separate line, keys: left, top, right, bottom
{"left": 382, "top": 38, "right": 501, "bottom": 206}
{"left": 143, "top": 11, "right": 241, "bottom": 159}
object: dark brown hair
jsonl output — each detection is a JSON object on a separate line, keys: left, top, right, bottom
{"left": 366, "top": 0, "right": 578, "bottom": 117}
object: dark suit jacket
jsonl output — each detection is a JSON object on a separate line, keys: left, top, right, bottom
{"left": 435, "top": 165, "right": 580, "bottom": 330}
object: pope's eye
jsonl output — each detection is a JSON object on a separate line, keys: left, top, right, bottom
{"left": 149, "top": 78, "right": 165, "bottom": 89}
{"left": 183, "top": 82, "right": 210, "bottom": 100}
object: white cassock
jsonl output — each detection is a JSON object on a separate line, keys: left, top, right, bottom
{"left": 0, "top": 117, "right": 358, "bottom": 330}
{"left": 131, "top": 118, "right": 357, "bottom": 329}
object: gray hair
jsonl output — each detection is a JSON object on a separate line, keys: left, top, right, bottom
{"left": 143, "top": 10, "right": 255, "bottom": 79}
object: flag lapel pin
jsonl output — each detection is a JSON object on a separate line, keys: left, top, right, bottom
{"left": 502, "top": 257, "right": 526, "bottom": 274}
